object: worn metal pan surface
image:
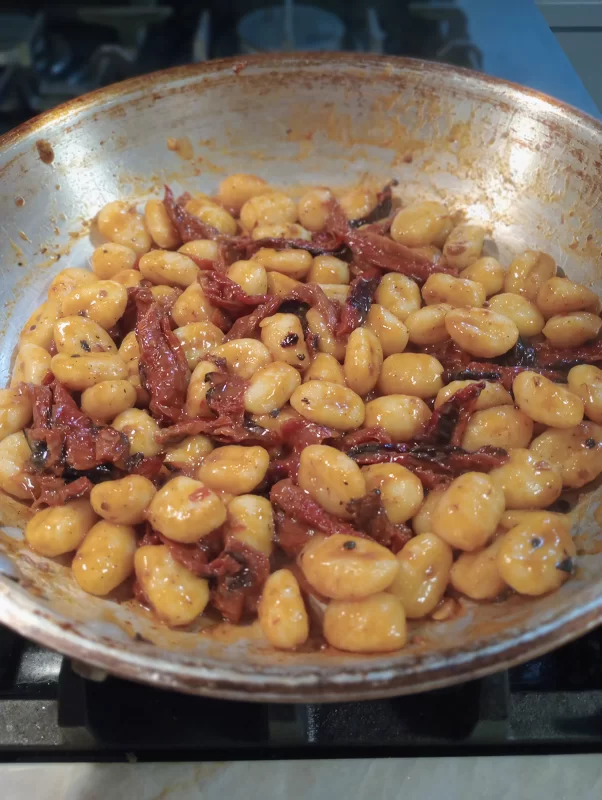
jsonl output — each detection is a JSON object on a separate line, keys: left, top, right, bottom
{"left": 1, "top": 54, "right": 602, "bottom": 702}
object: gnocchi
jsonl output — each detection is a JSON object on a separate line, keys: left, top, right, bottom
{"left": 11, "top": 175, "right": 599, "bottom": 655}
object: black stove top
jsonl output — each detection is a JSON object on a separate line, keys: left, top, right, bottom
{"left": 2, "top": 623, "right": 602, "bottom": 762}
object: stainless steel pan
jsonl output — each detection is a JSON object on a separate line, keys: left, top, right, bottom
{"left": 1, "top": 54, "right": 602, "bottom": 702}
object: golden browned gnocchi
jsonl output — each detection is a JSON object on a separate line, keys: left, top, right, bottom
{"left": 227, "top": 260, "right": 268, "bottom": 295}
{"left": 90, "top": 475, "right": 157, "bottom": 525}
{"left": 450, "top": 536, "right": 506, "bottom": 600}
{"left": 144, "top": 199, "right": 180, "bottom": 250}
{"left": 487, "top": 293, "right": 545, "bottom": 337}
{"left": 290, "top": 381, "right": 365, "bottom": 429}
{"left": 97, "top": 201, "right": 151, "bottom": 254}
{"left": 375, "top": 273, "right": 421, "bottom": 321}
{"left": 25, "top": 499, "right": 97, "bottom": 557}
{"left": 300, "top": 534, "right": 398, "bottom": 599}
{"left": 171, "top": 282, "right": 215, "bottom": 326}
{"left": 388, "top": 533, "right": 453, "bottom": 617}
{"left": 20, "top": 299, "right": 62, "bottom": 351}
{"left": 0, "top": 387, "right": 32, "bottom": 442}
{"left": 11, "top": 343, "right": 51, "bottom": 386}
{"left": 505, "top": 250, "right": 556, "bottom": 300}
{"left": 139, "top": 250, "right": 199, "bottom": 288}
{"left": 298, "top": 446, "right": 366, "bottom": 518}
{"left": 442, "top": 223, "right": 485, "bottom": 269}
{"left": 323, "top": 593, "right": 407, "bottom": 652}
{"left": 422, "top": 273, "right": 486, "bottom": 308}
{"left": 134, "top": 545, "right": 210, "bottom": 626}
{"left": 147, "top": 476, "right": 227, "bottom": 542}
{"left": 173, "top": 322, "right": 224, "bottom": 369}
{"left": 461, "top": 405, "right": 534, "bottom": 451}
{"left": 258, "top": 569, "right": 309, "bottom": 649}
{"left": 54, "top": 316, "right": 118, "bottom": 356}
{"left": 91, "top": 242, "right": 137, "bottom": 279}
{"left": 297, "top": 188, "right": 333, "bottom": 231}
{"left": 379, "top": 353, "right": 444, "bottom": 398}
{"left": 244, "top": 361, "right": 301, "bottom": 414}
{"left": 390, "top": 201, "right": 452, "bottom": 248}
{"left": 445, "top": 307, "right": 519, "bottom": 358}
{"left": 51, "top": 352, "right": 128, "bottom": 391}
{"left": 489, "top": 449, "right": 562, "bottom": 509}
{"left": 80, "top": 379, "right": 137, "bottom": 422}
{"left": 197, "top": 445, "right": 270, "bottom": 495}
{"left": 212, "top": 338, "right": 272, "bottom": 378}
{"left": 498, "top": 513, "right": 576, "bottom": 596}
{"left": 10, "top": 177, "right": 600, "bottom": 655}
{"left": 0, "top": 431, "right": 33, "bottom": 499}
{"left": 343, "top": 327, "right": 383, "bottom": 396}
{"left": 72, "top": 521, "right": 137, "bottom": 596}
{"left": 61, "top": 280, "right": 128, "bottom": 330}
{"left": 259, "top": 313, "right": 309, "bottom": 366}
{"left": 366, "top": 304, "right": 410, "bottom": 355}
{"left": 405, "top": 304, "right": 450, "bottom": 346}
{"left": 227, "top": 494, "right": 274, "bottom": 555}
{"left": 433, "top": 472, "right": 505, "bottom": 551}
{"left": 218, "top": 173, "right": 268, "bottom": 213}
{"left": 363, "top": 394, "right": 431, "bottom": 441}
{"left": 460, "top": 257, "right": 504, "bottom": 296}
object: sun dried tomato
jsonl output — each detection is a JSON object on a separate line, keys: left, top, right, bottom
{"left": 31, "top": 475, "right": 93, "bottom": 509}
{"left": 348, "top": 180, "right": 398, "bottom": 229}
{"left": 210, "top": 539, "right": 271, "bottom": 623}
{"left": 200, "top": 270, "right": 271, "bottom": 315}
{"left": 136, "top": 300, "right": 189, "bottom": 424}
{"left": 418, "top": 381, "right": 485, "bottom": 447}
{"left": 347, "top": 489, "right": 412, "bottom": 553}
{"left": 336, "top": 426, "right": 392, "bottom": 450}
{"left": 163, "top": 185, "right": 221, "bottom": 242}
{"left": 274, "top": 509, "right": 315, "bottom": 557}
{"left": 269, "top": 417, "right": 336, "bottom": 481}
{"left": 335, "top": 275, "right": 380, "bottom": 338}
{"left": 270, "top": 479, "right": 359, "bottom": 537}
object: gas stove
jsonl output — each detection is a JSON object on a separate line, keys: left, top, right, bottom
{"left": 2, "top": 623, "right": 602, "bottom": 761}
{"left": 0, "top": 3, "right": 481, "bottom": 135}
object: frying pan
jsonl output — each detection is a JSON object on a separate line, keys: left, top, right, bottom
{"left": 1, "top": 54, "right": 602, "bottom": 702}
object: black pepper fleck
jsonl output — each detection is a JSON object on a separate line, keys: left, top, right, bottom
{"left": 281, "top": 332, "right": 299, "bottom": 348}
{"left": 343, "top": 540, "right": 356, "bottom": 550}
{"left": 585, "top": 438, "right": 596, "bottom": 448}
{"left": 530, "top": 536, "right": 543, "bottom": 549}
{"left": 556, "top": 555, "right": 574, "bottom": 574}
{"left": 80, "top": 340, "right": 91, "bottom": 352}
{"left": 297, "top": 354, "right": 305, "bottom": 361}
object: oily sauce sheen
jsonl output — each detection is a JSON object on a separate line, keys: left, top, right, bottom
{"left": 3, "top": 173, "right": 600, "bottom": 655}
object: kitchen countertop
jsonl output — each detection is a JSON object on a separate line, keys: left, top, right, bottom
{"left": 4, "top": 756, "right": 602, "bottom": 799}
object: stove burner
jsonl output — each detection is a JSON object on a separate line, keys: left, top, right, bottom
{"left": 1, "top": 623, "right": 602, "bottom": 760}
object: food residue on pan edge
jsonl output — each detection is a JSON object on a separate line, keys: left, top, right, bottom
{"left": 167, "top": 136, "right": 193, "bottom": 160}
{"left": 35, "top": 139, "right": 54, "bottom": 165}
